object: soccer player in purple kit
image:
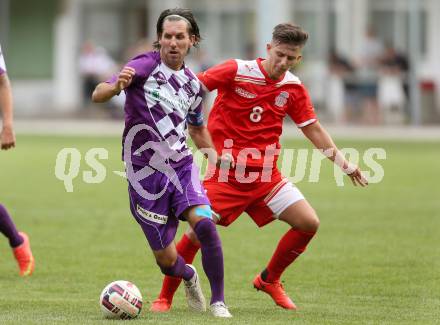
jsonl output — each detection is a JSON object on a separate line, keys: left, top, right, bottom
{"left": 0, "top": 43, "right": 35, "bottom": 276}
{"left": 92, "top": 8, "right": 231, "bottom": 318}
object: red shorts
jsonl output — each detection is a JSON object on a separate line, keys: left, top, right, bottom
{"left": 203, "top": 168, "right": 304, "bottom": 227}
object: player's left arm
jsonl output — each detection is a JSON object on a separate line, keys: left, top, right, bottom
{"left": 188, "top": 123, "right": 215, "bottom": 156}
{"left": 0, "top": 73, "right": 16, "bottom": 150}
{"left": 188, "top": 77, "right": 233, "bottom": 168}
{"left": 188, "top": 124, "right": 234, "bottom": 168}
{"left": 301, "top": 121, "right": 368, "bottom": 187}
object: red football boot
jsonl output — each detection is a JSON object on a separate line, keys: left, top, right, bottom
{"left": 13, "top": 232, "right": 35, "bottom": 277}
{"left": 253, "top": 274, "right": 297, "bottom": 310}
{"left": 150, "top": 298, "right": 171, "bottom": 313}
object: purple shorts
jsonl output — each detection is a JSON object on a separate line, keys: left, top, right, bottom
{"left": 128, "top": 162, "right": 210, "bottom": 251}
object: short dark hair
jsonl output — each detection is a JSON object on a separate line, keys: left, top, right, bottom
{"left": 272, "top": 23, "right": 308, "bottom": 48}
{"left": 153, "top": 8, "right": 201, "bottom": 50}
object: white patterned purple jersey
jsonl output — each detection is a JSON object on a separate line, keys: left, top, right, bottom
{"left": 0, "top": 43, "right": 6, "bottom": 75}
{"left": 107, "top": 51, "right": 204, "bottom": 167}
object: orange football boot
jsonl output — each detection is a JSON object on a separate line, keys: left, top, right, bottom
{"left": 150, "top": 298, "right": 171, "bottom": 312}
{"left": 253, "top": 274, "right": 297, "bottom": 310}
{"left": 13, "top": 232, "right": 34, "bottom": 276}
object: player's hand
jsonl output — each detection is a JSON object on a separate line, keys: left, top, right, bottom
{"left": 340, "top": 161, "right": 368, "bottom": 187}
{"left": 216, "top": 153, "right": 235, "bottom": 169}
{"left": 1, "top": 125, "right": 16, "bottom": 150}
{"left": 115, "top": 67, "right": 136, "bottom": 93}
{"left": 347, "top": 166, "right": 368, "bottom": 187}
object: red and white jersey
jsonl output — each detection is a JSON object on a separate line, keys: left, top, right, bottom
{"left": 197, "top": 58, "right": 317, "bottom": 168}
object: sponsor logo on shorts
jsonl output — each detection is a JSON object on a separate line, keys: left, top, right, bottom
{"left": 136, "top": 205, "right": 168, "bottom": 224}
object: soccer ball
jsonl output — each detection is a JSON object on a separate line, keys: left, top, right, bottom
{"left": 99, "top": 280, "right": 143, "bottom": 319}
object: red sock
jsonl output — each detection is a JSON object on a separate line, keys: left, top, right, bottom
{"left": 265, "top": 228, "right": 316, "bottom": 283}
{"left": 158, "top": 234, "right": 200, "bottom": 302}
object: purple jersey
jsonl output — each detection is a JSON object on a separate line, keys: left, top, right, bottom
{"left": 107, "top": 51, "right": 204, "bottom": 168}
{"left": 0, "top": 44, "right": 6, "bottom": 75}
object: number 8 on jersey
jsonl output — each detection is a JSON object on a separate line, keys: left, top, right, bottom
{"left": 250, "top": 106, "right": 264, "bottom": 123}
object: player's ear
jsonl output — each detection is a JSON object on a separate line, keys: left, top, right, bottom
{"left": 266, "top": 43, "right": 272, "bottom": 57}
{"left": 189, "top": 34, "right": 196, "bottom": 47}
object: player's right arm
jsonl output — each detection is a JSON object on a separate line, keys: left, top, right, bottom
{"left": 197, "top": 59, "right": 237, "bottom": 91}
{"left": 301, "top": 121, "right": 368, "bottom": 187}
{"left": 92, "top": 66, "right": 135, "bottom": 103}
{"left": 0, "top": 44, "right": 15, "bottom": 150}
{"left": 0, "top": 72, "right": 15, "bottom": 150}
{"left": 287, "top": 84, "right": 367, "bottom": 186}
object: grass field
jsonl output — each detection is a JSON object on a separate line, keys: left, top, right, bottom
{"left": 0, "top": 134, "right": 439, "bottom": 324}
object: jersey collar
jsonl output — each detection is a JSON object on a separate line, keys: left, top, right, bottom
{"left": 256, "top": 58, "right": 286, "bottom": 84}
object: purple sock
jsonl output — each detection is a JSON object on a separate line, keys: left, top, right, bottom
{"left": 0, "top": 204, "right": 23, "bottom": 248}
{"left": 159, "top": 255, "right": 194, "bottom": 281}
{"left": 193, "top": 218, "right": 224, "bottom": 304}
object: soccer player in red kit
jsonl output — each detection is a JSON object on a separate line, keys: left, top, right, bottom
{"left": 151, "top": 23, "right": 368, "bottom": 311}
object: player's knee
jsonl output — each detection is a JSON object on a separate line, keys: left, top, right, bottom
{"left": 193, "top": 218, "right": 219, "bottom": 245}
{"left": 155, "top": 254, "right": 176, "bottom": 269}
{"left": 157, "top": 259, "right": 175, "bottom": 271}
{"left": 195, "top": 217, "right": 216, "bottom": 235}
{"left": 307, "top": 215, "right": 320, "bottom": 232}
{"left": 297, "top": 212, "right": 320, "bottom": 232}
